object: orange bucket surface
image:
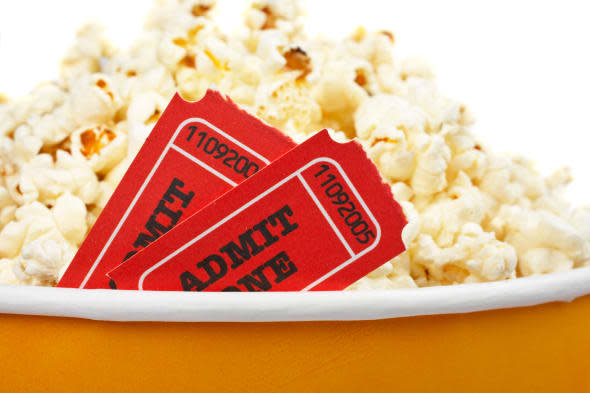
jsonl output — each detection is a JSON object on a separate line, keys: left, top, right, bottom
{"left": 2, "top": 294, "right": 589, "bottom": 393}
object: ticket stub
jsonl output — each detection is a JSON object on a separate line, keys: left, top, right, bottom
{"left": 108, "top": 130, "right": 407, "bottom": 291}
{"left": 58, "top": 89, "right": 295, "bottom": 289}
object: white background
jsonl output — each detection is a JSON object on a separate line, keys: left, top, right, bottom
{"left": 0, "top": 0, "right": 588, "bottom": 205}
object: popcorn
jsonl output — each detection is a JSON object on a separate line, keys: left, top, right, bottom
{"left": 157, "top": 33, "right": 189, "bottom": 71}
{"left": 0, "top": 185, "right": 14, "bottom": 209}
{"left": 412, "top": 224, "right": 517, "bottom": 285}
{"left": 447, "top": 138, "right": 488, "bottom": 182}
{"left": 68, "top": 75, "right": 122, "bottom": 126}
{"left": 410, "top": 134, "right": 451, "bottom": 197}
{"left": 571, "top": 207, "right": 590, "bottom": 241}
{"left": 13, "top": 125, "right": 43, "bottom": 159}
{"left": 367, "top": 128, "right": 415, "bottom": 182}
{"left": 70, "top": 124, "right": 128, "bottom": 175}
{"left": 405, "top": 78, "right": 462, "bottom": 129}
{"left": 254, "top": 76, "right": 322, "bottom": 135}
{"left": 354, "top": 94, "right": 427, "bottom": 140}
{"left": 0, "top": 0, "right": 587, "bottom": 288}
{"left": 0, "top": 200, "right": 81, "bottom": 285}
{"left": 315, "top": 59, "right": 368, "bottom": 133}
{"left": 52, "top": 193, "right": 88, "bottom": 247}
{"left": 26, "top": 105, "right": 77, "bottom": 146}
{"left": 248, "top": 0, "right": 305, "bottom": 36}
{"left": 398, "top": 201, "right": 419, "bottom": 247}
{"left": 7, "top": 152, "right": 99, "bottom": 207}
{"left": 0, "top": 205, "right": 16, "bottom": 229}
{"left": 391, "top": 182, "right": 414, "bottom": 202}
{"left": 0, "top": 220, "right": 28, "bottom": 259}
{"left": 399, "top": 57, "right": 435, "bottom": 80}
{"left": 0, "top": 258, "right": 19, "bottom": 285}
{"left": 22, "top": 83, "right": 66, "bottom": 117}
{"left": 145, "top": 0, "right": 215, "bottom": 33}
{"left": 348, "top": 252, "right": 418, "bottom": 290}
{"left": 13, "top": 238, "right": 76, "bottom": 285}
{"left": 419, "top": 172, "right": 488, "bottom": 247}
{"left": 60, "top": 24, "right": 114, "bottom": 82}
{"left": 519, "top": 248, "right": 574, "bottom": 276}
{"left": 0, "top": 105, "right": 17, "bottom": 137}
{"left": 492, "top": 206, "right": 589, "bottom": 268}
{"left": 54, "top": 150, "right": 101, "bottom": 205}
{"left": 256, "top": 30, "right": 288, "bottom": 74}
{"left": 283, "top": 47, "right": 312, "bottom": 80}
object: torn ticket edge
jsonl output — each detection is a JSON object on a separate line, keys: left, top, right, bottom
{"left": 108, "top": 130, "right": 407, "bottom": 291}
{"left": 58, "top": 89, "right": 295, "bottom": 289}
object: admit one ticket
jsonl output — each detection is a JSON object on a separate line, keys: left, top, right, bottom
{"left": 108, "top": 130, "right": 407, "bottom": 292}
{"left": 58, "top": 89, "right": 295, "bottom": 289}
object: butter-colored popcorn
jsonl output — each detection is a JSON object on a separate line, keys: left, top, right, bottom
{"left": 0, "top": 185, "right": 15, "bottom": 209}
{"left": 70, "top": 124, "right": 128, "bottom": 175}
{"left": 391, "top": 182, "right": 414, "bottom": 202}
{"left": 0, "top": 258, "right": 19, "bottom": 285}
{"left": 0, "top": 0, "right": 587, "bottom": 288}
{"left": 354, "top": 94, "right": 427, "bottom": 140}
{"left": 546, "top": 167, "right": 573, "bottom": 191}
{"left": 22, "top": 83, "right": 66, "bottom": 119}
{"left": 247, "top": 0, "right": 305, "bottom": 37}
{"left": 519, "top": 248, "right": 574, "bottom": 276}
{"left": 13, "top": 238, "right": 76, "bottom": 285}
{"left": 315, "top": 60, "right": 368, "bottom": 134}
{"left": 410, "top": 134, "right": 451, "bottom": 197}
{"left": 0, "top": 203, "right": 60, "bottom": 259}
{"left": 419, "top": 172, "right": 489, "bottom": 247}
{"left": 145, "top": 0, "right": 215, "bottom": 34}
{"left": 126, "top": 92, "right": 170, "bottom": 154}
{"left": 571, "top": 207, "right": 590, "bottom": 241}
{"left": 255, "top": 30, "right": 288, "bottom": 74}
{"left": 405, "top": 77, "right": 462, "bottom": 130}
{"left": 157, "top": 33, "right": 189, "bottom": 71}
{"left": 348, "top": 252, "right": 418, "bottom": 290}
{"left": 445, "top": 125, "right": 488, "bottom": 181}
{"left": 0, "top": 206, "right": 16, "bottom": 230}
{"left": 69, "top": 75, "right": 122, "bottom": 126}
{"left": 399, "top": 57, "right": 435, "bottom": 80}
{"left": 54, "top": 150, "right": 101, "bottom": 205}
{"left": 366, "top": 128, "right": 415, "bottom": 182}
{"left": 349, "top": 201, "right": 420, "bottom": 290}
{"left": 0, "top": 106, "right": 16, "bottom": 137}
{"left": 0, "top": 220, "right": 27, "bottom": 259}
{"left": 13, "top": 125, "right": 43, "bottom": 160}
{"left": 0, "top": 201, "right": 80, "bottom": 285}
{"left": 7, "top": 152, "right": 99, "bottom": 207}
{"left": 254, "top": 75, "right": 322, "bottom": 135}
{"left": 25, "top": 105, "right": 77, "bottom": 146}
{"left": 2, "top": 83, "right": 65, "bottom": 133}
{"left": 399, "top": 200, "right": 420, "bottom": 249}
{"left": 61, "top": 24, "right": 114, "bottom": 83}
{"left": 412, "top": 224, "right": 517, "bottom": 285}
{"left": 490, "top": 206, "right": 589, "bottom": 269}
{"left": 10, "top": 75, "right": 122, "bottom": 148}
{"left": 52, "top": 192, "right": 88, "bottom": 247}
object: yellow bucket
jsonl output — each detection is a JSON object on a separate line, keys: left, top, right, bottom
{"left": 1, "top": 268, "right": 589, "bottom": 393}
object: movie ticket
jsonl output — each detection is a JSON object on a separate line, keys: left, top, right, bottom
{"left": 58, "top": 89, "right": 295, "bottom": 289}
{"left": 108, "top": 130, "right": 407, "bottom": 291}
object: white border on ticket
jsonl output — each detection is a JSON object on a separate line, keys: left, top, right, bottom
{"left": 137, "top": 157, "right": 382, "bottom": 291}
{"left": 80, "top": 118, "right": 271, "bottom": 288}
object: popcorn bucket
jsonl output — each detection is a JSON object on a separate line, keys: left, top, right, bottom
{"left": 1, "top": 267, "right": 589, "bottom": 393}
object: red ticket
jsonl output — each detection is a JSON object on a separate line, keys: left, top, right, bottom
{"left": 108, "top": 130, "right": 407, "bottom": 291}
{"left": 58, "top": 89, "right": 295, "bottom": 289}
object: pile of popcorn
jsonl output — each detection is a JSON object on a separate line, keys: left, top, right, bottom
{"left": 0, "top": 0, "right": 588, "bottom": 288}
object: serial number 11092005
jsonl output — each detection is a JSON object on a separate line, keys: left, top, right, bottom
{"left": 313, "top": 164, "right": 375, "bottom": 244}
{"left": 186, "top": 125, "right": 260, "bottom": 179}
